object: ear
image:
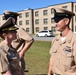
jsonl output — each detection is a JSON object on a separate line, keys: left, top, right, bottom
{"left": 64, "top": 18, "right": 69, "bottom": 25}
{"left": 2, "top": 33, "right": 7, "bottom": 38}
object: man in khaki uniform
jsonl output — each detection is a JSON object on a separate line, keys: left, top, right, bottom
{"left": 3, "top": 11, "right": 34, "bottom": 71}
{"left": 48, "top": 8, "right": 76, "bottom": 75}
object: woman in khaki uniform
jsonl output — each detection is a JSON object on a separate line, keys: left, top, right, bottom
{"left": 3, "top": 11, "right": 34, "bottom": 71}
{"left": 48, "top": 8, "right": 76, "bottom": 75}
{"left": 0, "top": 25, "right": 25, "bottom": 75}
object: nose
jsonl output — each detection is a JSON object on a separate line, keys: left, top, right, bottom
{"left": 55, "top": 23, "right": 58, "bottom": 27}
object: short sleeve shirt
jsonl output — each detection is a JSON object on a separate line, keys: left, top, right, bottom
{"left": 0, "top": 41, "right": 24, "bottom": 75}
{"left": 12, "top": 27, "right": 33, "bottom": 52}
{"left": 0, "top": 41, "right": 10, "bottom": 74}
{"left": 49, "top": 30, "right": 76, "bottom": 75}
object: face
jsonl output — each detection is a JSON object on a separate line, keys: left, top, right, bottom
{"left": 54, "top": 18, "right": 69, "bottom": 31}
{"left": 7, "top": 31, "right": 17, "bottom": 40}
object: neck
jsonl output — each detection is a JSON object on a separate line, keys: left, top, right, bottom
{"left": 61, "top": 28, "right": 70, "bottom": 37}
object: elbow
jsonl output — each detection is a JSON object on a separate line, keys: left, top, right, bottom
{"left": 32, "top": 38, "right": 34, "bottom": 42}
{"left": 31, "top": 38, "right": 34, "bottom": 44}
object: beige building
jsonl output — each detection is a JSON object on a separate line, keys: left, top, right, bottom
{"left": 34, "top": 2, "right": 76, "bottom": 34}
{"left": 0, "top": 2, "right": 76, "bottom": 34}
{"left": 17, "top": 8, "right": 34, "bottom": 34}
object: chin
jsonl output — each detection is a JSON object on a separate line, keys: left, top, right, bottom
{"left": 56, "top": 28, "right": 60, "bottom": 31}
{"left": 56, "top": 27, "right": 61, "bottom": 31}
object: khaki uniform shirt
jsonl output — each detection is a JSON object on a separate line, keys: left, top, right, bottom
{"left": 12, "top": 26, "right": 33, "bottom": 70}
{"left": 0, "top": 41, "right": 24, "bottom": 75}
{"left": 12, "top": 27, "right": 33, "bottom": 52}
{"left": 49, "top": 30, "right": 76, "bottom": 75}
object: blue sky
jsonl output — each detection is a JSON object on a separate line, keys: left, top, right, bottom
{"left": 0, "top": 0, "right": 76, "bottom": 14}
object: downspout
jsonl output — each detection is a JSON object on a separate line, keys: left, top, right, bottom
{"left": 71, "top": 2, "right": 74, "bottom": 31}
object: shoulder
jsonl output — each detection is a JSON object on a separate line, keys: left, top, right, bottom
{"left": 0, "top": 41, "right": 5, "bottom": 54}
{"left": 52, "top": 35, "right": 59, "bottom": 43}
{"left": 17, "top": 27, "right": 26, "bottom": 33}
{"left": 0, "top": 41, "right": 9, "bottom": 52}
{"left": 0, "top": 41, "right": 5, "bottom": 48}
{"left": 71, "top": 32, "right": 76, "bottom": 41}
{"left": 73, "top": 33, "right": 76, "bottom": 38}
{"left": 15, "top": 25, "right": 25, "bottom": 32}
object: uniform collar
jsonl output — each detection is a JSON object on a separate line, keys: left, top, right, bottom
{"left": 55, "top": 30, "right": 73, "bottom": 43}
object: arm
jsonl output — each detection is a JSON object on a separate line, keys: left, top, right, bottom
{"left": 2, "top": 70, "right": 12, "bottom": 75}
{"left": 18, "top": 39, "right": 34, "bottom": 59}
{"left": 48, "top": 57, "right": 53, "bottom": 75}
{"left": 16, "top": 27, "right": 34, "bottom": 58}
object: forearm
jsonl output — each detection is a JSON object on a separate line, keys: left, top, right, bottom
{"left": 2, "top": 70, "right": 12, "bottom": 75}
{"left": 48, "top": 57, "right": 53, "bottom": 75}
{"left": 19, "top": 39, "right": 34, "bottom": 59}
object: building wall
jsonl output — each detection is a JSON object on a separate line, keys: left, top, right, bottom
{"left": 17, "top": 9, "right": 33, "bottom": 34}
{"left": 73, "top": 3, "right": 76, "bottom": 32}
{"left": 33, "top": 2, "right": 76, "bottom": 34}
{"left": 0, "top": 14, "right": 5, "bottom": 25}
{"left": 0, "top": 2, "right": 76, "bottom": 34}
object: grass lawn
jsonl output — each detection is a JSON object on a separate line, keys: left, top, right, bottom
{"left": 24, "top": 41, "right": 51, "bottom": 75}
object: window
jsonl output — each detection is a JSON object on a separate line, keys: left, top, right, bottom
{"left": 51, "top": 18, "right": 55, "bottom": 23}
{"left": 43, "top": 18, "right": 48, "bottom": 24}
{"left": 75, "top": 16, "right": 76, "bottom": 22}
{"left": 51, "top": 26, "right": 56, "bottom": 32}
{"left": 35, "top": 19, "right": 39, "bottom": 24}
{"left": 26, "top": 28, "right": 29, "bottom": 32}
{"left": 44, "top": 27, "right": 48, "bottom": 30}
{"left": 43, "top": 10, "right": 48, "bottom": 16}
{"left": 62, "top": 6, "right": 67, "bottom": 9}
{"left": 26, "top": 20, "right": 29, "bottom": 25}
{"left": 35, "top": 27, "right": 39, "bottom": 32}
{"left": 35, "top": 11, "right": 39, "bottom": 17}
{"left": 40, "top": 31, "right": 48, "bottom": 33}
{"left": 25, "top": 12, "right": 29, "bottom": 17}
{"left": 19, "top": 21, "right": 22, "bottom": 25}
{"left": 19, "top": 13, "right": 22, "bottom": 18}
{"left": 75, "top": 5, "right": 76, "bottom": 12}
{"left": 75, "top": 26, "right": 76, "bottom": 32}
{"left": 51, "top": 8, "right": 55, "bottom": 14}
